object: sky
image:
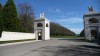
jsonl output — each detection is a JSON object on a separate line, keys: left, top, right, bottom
{"left": 0, "top": 0, "right": 100, "bottom": 34}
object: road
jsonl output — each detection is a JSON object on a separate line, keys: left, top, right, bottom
{"left": 0, "top": 38, "right": 100, "bottom": 56}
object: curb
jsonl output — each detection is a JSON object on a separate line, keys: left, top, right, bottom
{"left": 0, "top": 40, "right": 41, "bottom": 47}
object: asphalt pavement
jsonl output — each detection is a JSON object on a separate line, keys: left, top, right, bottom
{"left": 0, "top": 38, "right": 100, "bottom": 56}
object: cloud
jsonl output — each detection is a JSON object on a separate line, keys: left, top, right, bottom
{"left": 60, "top": 24, "right": 83, "bottom": 34}
{"left": 49, "top": 11, "right": 83, "bottom": 34}
{"left": 55, "top": 8, "right": 62, "bottom": 13}
{"left": 69, "top": 28, "right": 83, "bottom": 34}
{"left": 55, "top": 17, "right": 83, "bottom": 24}
{"left": 48, "top": 8, "right": 62, "bottom": 13}
{"left": 66, "top": 12, "right": 77, "bottom": 15}
{"left": 58, "top": 12, "right": 78, "bottom": 18}
{"left": 53, "top": 17, "right": 84, "bottom": 34}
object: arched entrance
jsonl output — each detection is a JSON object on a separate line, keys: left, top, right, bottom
{"left": 88, "top": 18, "right": 99, "bottom": 23}
{"left": 36, "top": 23, "right": 43, "bottom": 40}
{"left": 37, "top": 29, "right": 42, "bottom": 40}
{"left": 89, "top": 18, "right": 99, "bottom": 40}
{"left": 38, "top": 32, "right": 42, "bottom": 40}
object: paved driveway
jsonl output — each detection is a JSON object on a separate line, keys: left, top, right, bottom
{"left": 0, "top": 38, "right": 100, "bottom": 56}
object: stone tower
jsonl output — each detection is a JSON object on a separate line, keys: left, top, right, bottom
{"left": 83, "top": 7, "right": 100, "bottom": 41}
{"left": 34, "top": 12, "right": 50, "bottom": 40}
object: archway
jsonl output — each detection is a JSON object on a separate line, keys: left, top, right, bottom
{"left": 37, "top": 23, "right": 43, "bottom": 27}
{"left": 89, "top": 18, "right": 99, "bottom": 23}
{"left": 36, "top": 29, "right": 42, "bottom": 40}
{"left": 38, "top": 32, "right": 42, "bottom": 40}
{"left": 89, "top": 18, "right": 99, "bottom": 40}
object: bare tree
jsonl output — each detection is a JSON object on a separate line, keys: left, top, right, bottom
{"left": 18, "top": 3, "right": 35, "bottom": 33}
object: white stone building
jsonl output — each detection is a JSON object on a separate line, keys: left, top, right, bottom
{"left": 34, "top": 12, "right": 50, "bottom": 40}
{"left": 83, "top": 7, "right": 100, "bottom": 41}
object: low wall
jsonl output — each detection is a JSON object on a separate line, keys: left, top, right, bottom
{"left": 0, "top": 31, "right": 35, "bottom": 41}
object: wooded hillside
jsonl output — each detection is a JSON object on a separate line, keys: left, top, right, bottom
{"left": 50, "top": 22, "right": 76, "bottom": 36}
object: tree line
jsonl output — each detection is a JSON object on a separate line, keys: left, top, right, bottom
{"left": 50, "top": 22, "right": 76, "bottom": 36}
{"left": 0, "top": 0, "right": 75, "bottom": 37}
{"left": 0, "top": 0, "right": 35, "bottom": 37}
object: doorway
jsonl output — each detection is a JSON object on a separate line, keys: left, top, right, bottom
{"left": 38, "top": 32, "right": 42, "bottom": 40}
{"left": 91, "top": 30, "right": 97, "bottom": 39}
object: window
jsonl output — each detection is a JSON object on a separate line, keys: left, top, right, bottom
{"left": 37, "top": 23, "right": 43, "bottom": 27}
{"left": 89, "top": 18, "right": 99, "bottom": 23}
{"left": 46, "top": 23, "right": 48, "bottom": 27}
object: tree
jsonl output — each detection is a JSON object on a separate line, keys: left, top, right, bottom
{"left": 50, "top": 22, "right": 76, "bottom": 36}
{"left": 2, "top": 0, "right": 21, "bottom": 32}
{"left": 18, "top": 3, "right": 35, "bottom": 33}
{"left": 0, "top": 3, "right": 3, "bottom": 37}
{"left": 80, "top": 29, "right": 84, "bottom": 37}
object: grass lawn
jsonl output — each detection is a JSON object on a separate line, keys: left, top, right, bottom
{"left": 51, "top": 35, "right": 79, "bottom": 38}
{"left": 0, "top": 39, "right": 35, "bottom": 44}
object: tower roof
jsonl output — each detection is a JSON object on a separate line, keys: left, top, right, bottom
{"left": 84, "top": 7, "right": 100, "bottom": 16}
{"left": 88, "top": 6, "right": 94, "bottom": 12}
{"left": 34, "top": 12, "right": 50, "bottom": 22}
{"left": 40, "top": 12, "right": 45, "bottom": 18}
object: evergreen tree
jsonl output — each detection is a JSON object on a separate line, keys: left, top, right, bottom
{"left": 2, "top": 0, "right": 21, "bottom": 32}
{"left": 0, "top": 3, "right": 3, "bottom": 37}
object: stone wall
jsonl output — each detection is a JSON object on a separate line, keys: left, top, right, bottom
{"left": 0, "top": 31, "right": 35, "bottom": 41}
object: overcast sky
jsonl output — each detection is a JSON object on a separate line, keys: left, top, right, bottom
{"left": 0, "top": 0, "right": 100, "bottom": 34}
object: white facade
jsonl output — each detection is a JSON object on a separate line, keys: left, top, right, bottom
{"left": 83, "top": 7, "right": 100, "bottom": 41}
{"left": 34, "top": 13, "right": 50, "bottom": 40}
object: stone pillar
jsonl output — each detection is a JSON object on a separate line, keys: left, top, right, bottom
{"left": 97, "top": 26, "right": 100, "bottom": 40}
{"left": 84, "top": 26, "right": 91, "bottom": 41}
{"left": 96, "top": 25, "right": 100, "bottom": 45}
{"left": 34, "top": 30, "right": 38, "bottom": 40}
